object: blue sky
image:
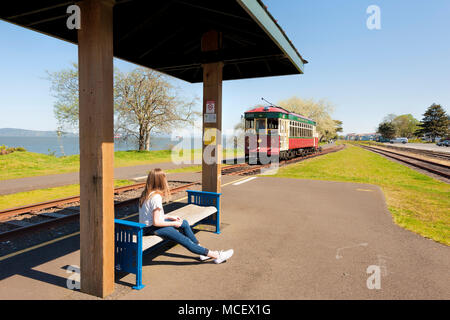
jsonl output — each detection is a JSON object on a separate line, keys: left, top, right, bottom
{"left": 0, "top": 0, "right": 449, "bottom": 135}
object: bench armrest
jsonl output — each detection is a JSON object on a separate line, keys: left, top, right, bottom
{"left": 114, "top": 218, "right": 146, "bottom": 289}
{"left": 114, "top": 219, "right": 146, "bottom": 230}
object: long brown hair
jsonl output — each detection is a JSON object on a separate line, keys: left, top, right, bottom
{"left": 139, "top": 168, "right": 170, "bottom": 207}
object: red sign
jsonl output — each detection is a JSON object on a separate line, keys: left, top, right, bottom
{"left": 206, "top": 100, "right": 215, "bottom": 114}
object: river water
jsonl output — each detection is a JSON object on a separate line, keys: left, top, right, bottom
{"left": 0, "top": 136, "right": 191, "bottom": 156}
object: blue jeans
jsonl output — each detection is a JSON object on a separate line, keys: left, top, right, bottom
{"left": 145, "top": 219, "right": 209, "bottom": 256}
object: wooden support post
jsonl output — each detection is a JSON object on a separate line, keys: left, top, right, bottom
{"left": 78, "top": 0, "right": 115, "bottom": 298}
{"left": 201, "top": 30, "right": 223, "bottom": 193}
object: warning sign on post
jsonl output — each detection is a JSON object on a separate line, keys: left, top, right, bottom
{"left": 206, "top": 100, "right": 215, "bottom": 114}
{"left": 204, "top": 114, "right": 216, "bottom": 123}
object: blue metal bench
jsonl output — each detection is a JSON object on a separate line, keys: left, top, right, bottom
{"left": 114, "top": 190, "right": 221, "bottom": 290}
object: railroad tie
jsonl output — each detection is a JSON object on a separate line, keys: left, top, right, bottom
{"left": 38, "top": 212, "right": 68, "bottom": 219}
{"left": 6, "top": 219, "right": 34, "bottom": 228}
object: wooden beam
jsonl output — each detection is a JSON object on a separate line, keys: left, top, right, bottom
{"left": 201, "top": 30, "right": 223, "bottom": 193}
{"left": 78, "top": 0, "right": 115, "bottom": 298}
{"left": 6, "top": 2, "right": 72, "bottom": 20}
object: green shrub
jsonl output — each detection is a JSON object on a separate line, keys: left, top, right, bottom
{"left": 47, "top": 149, "right": 57, "bottom": 157}
{"left": 0, "top": 145, "right": 27, "bottom": 155}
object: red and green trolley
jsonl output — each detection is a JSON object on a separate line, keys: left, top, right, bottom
{"left": 244, "top": 106, "right": 319, "bottom": 161}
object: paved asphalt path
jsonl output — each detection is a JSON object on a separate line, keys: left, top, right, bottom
{"left": 118, "top": 177, "right": 449, "bottom": 299}
{"left": 0, "top": 176, "right": 448, "bottom": 299}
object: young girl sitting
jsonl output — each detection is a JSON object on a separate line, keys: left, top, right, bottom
{"left": 139, "top": 168, "right": 234, "bottom": 264}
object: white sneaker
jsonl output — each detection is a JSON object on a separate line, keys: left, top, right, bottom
{"left": 199, "top": 244, "right": 210, "bottom": 261}
{"left": 199, "top": 254, "right": 210, "bottom": 261}
{"left": 214, "top": 249, "right": 234, "bottom": 264}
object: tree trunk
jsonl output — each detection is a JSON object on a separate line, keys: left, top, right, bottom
{"left": 145, "top": 133, "right": 150, "bottom": 151}
{"left": 138, "top": 125, "right": 146, "bottom": 151}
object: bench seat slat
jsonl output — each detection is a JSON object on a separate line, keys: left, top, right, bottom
{"left": 141, "top": 204, "right": 217, "bottom": 251}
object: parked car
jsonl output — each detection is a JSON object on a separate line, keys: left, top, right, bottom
{"left": 390, "top": 137, "right": 408, "bottom": 144}
{"left": 436, "top": 140, "right": 450, "bottom": 147}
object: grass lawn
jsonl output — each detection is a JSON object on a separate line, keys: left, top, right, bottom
{"left": 0, "top": 179, "right": 133, "bottom": 211}
{"left": 0, "top": 148, "right": 244, "bottom": 181}
{"left": 270, "top": 144, "right": 450, "bottom": 246}
{"left": 0, "top": 150, "right": 174, "bottom": 181}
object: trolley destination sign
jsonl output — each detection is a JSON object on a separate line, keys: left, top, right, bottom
{"left": 244, "top": 111, "right": 317, "bottom": 125}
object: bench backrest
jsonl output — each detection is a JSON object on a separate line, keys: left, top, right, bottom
{"left": 187, "top": 190, "right": 220, "bottom": 210}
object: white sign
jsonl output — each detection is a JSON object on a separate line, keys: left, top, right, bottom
{"left": 206, "top": 100, "right": 215, "bottom": 114}
{"left": 204, "top": 114, "right": 216, "bottom": 123}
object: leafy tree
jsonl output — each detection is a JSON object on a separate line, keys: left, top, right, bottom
{"left": 392, "top": 114, "right": 419, "bottom": 138}
{"left": 382, "top": 114, "right": 397, "bottom": 123}
{"left": 334, "top": 120, "right": 343, "bottom": 133}
{"left": 333, "top": 120, "right": 343, "bottom": 139}
{"left": 415, "top": 104, "right": 449, "bottom": 142}
{"left": 278, "top": 96, "right": 337, "bottom": 142}
{"left": 377, "top": 122, "right": 396, "bottom": 140}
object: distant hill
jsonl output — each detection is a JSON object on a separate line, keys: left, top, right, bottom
{"left": 0, "top": 128, "right": 78, "bottom": 137}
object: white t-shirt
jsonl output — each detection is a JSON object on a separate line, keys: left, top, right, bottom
{"left": 139, "top": 191, "right": 164, "bottom": 227}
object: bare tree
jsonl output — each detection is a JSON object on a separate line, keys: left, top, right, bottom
{"left": 48, "top": 64, "right": 200, "bottom": 151}
{"left": 114, "top": 68, "right": 199, "bottom": 151}
{"left": 47, "top": 63, "right": 79, "bottom": 133}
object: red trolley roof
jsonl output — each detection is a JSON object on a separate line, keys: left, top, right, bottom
{"left": 245, "top": 106, "right": 316, "bottom": 124}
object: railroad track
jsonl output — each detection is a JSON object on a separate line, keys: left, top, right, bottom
{"left": 375, "top": 144, "right": 450, "bottom": 161}
{"left": 360, "top": 145, "right": 450, "bottom": 180}
{"left": 0, "top": 181, "right": 200, "bottom": 241}
{"left": 0, "top": 145, "right": 345, "bottom": 240}
{"left": 224, "top": 144, "right": 346, "bottom": 176}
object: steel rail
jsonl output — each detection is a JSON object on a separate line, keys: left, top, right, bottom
{"left": 0, "top": 181, "right": 200, "bottom": 241}
{"left": 226, "top": 144, "right": 345, "bottom": 175}
{"left": 372, "top": 144, "right": 450, "bottom": 161}
{"left": 0, "top": 182, "right": 146, "bottom": 222}
{"left": 360, "top": 145, "right": 450, "bottom": 179}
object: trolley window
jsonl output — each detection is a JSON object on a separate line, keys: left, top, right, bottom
{"left": 256, "top": 119, "right": 266, "bottom": 131}
{"left": 267, "top": 118, "right": 278, "bottom": 130}
{"left": 245, "top": 119, "right": 254, "bottom": 129}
